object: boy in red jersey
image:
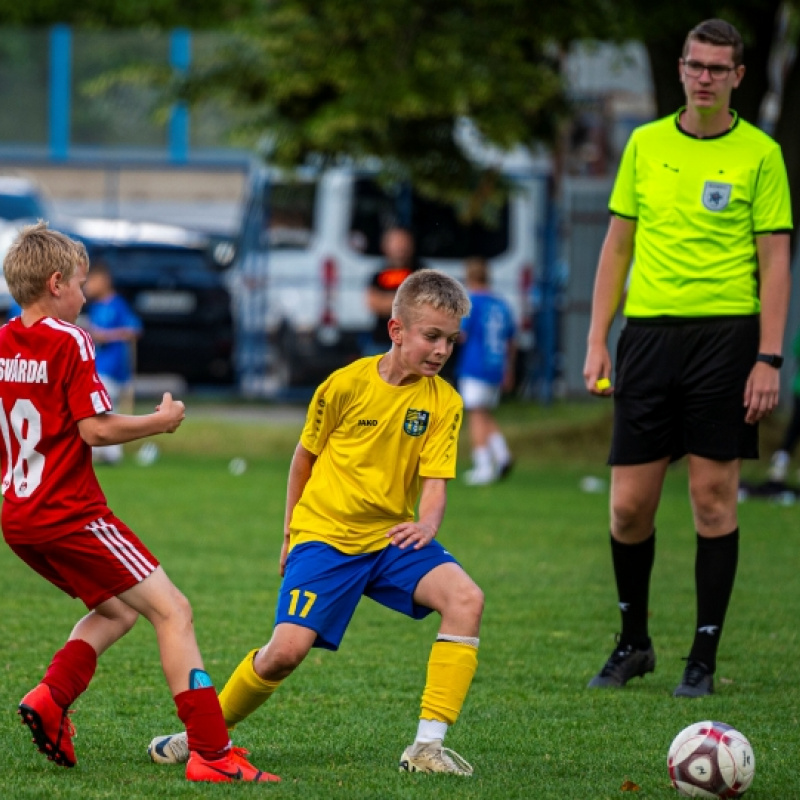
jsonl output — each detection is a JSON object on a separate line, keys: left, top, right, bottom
{"left": 1, "top": 222, "right": 278, "bottom": 784}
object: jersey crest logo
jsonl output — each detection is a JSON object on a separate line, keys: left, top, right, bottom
{"left": 403, "top": 408, "right": 430, "bottom": 436}
{"left": 702, "top": 181, "right": 732, "bottom": 212}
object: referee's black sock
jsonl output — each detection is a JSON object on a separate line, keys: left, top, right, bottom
{"left": 689, "top": 528, "right": 739, "bottom": 673}
{"left": 610, "top": 531, "right": 655, "bottom": 650}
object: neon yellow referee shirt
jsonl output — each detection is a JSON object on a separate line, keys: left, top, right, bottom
{"left": 610, "top": 109, "right": 792, "bottom": 317}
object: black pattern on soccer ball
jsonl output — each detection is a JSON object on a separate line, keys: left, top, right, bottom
{"left": 667, "top": 721, "right": 755, "bottom": 798}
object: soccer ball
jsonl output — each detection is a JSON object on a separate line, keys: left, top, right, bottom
{"left": 668, "top": 721, "right": 755, "bottom": 798}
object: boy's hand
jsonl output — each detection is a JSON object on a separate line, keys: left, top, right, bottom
{"left": 155, "top": 392, "right": 185, "bottom": 433}
{"left": 279, "top": 535, "right": 290, "bottom": 577}
{"left": 386, "top": 521, "right": 436, "bottom": 550}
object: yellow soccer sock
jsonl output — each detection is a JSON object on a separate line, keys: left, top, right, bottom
{"left": 218, "top": 648, "right": 282, "bottom": 727}
{"left": 419, "top": 640, "right": 479, "bottom": 725}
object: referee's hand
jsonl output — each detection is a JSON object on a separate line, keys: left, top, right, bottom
{"left": 584, "top": 345, "right": 613, "bottom": 396}
{"left": 744, "top": 363, "right": 780, "bottom": 424}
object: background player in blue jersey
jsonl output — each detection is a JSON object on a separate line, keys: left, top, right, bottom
{"left": 455, "top": 257, "right": 516, "bottom": 485}
{"left": 83, "top": 259, "right": 142, "bottom": 464}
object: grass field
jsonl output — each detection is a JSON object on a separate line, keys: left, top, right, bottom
{"left": 2, "top": 400, "right": 799, "bottom": 799}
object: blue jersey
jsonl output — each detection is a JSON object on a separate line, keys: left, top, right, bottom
{"left": 455, "top": 290, "right": 515, "bottom": 385}
{"left": 89, "top": 294, "right": 142, "bottom": 383}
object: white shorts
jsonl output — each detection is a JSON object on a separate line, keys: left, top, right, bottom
{"left": 458, "top": 377, "right": 501, "bottom": 410}
{"left": 98, "top": 376, "right": 134, "bottom": 409}
{"left": 99, "top": 375, "right": 122, "bottom": 406}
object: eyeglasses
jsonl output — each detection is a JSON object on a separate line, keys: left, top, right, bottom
{"left": 681, "top": 59, "right": 736, "bottom": 80}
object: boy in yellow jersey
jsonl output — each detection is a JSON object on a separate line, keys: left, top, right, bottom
{"left": 583, "top": 19, "right": 791, "bottom": 697}
{"left": 149, "top": 269, "right": 483, "bottom": 775}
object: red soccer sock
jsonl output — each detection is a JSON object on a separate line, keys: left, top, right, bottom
{"left": 42, "top": 639, "right": 98, "bottom": 709}
{"left": 175, "top": 686, "right": 230, "bottom": 760}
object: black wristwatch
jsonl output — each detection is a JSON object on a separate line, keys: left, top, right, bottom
{"left": 756, "top": 353, "right": 784, "bottom": 369}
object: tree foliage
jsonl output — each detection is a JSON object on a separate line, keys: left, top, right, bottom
{"left": 4, "top": 0, "right": 800, "bottom": 226}
{"left": 0, "top": 0, "right": 255, "bottom": 29}
{"left": 168, "top": 0, "right": 627, "bottom": 199}
{"left": 154, "top": 0, "right": 800, "bottom": 223}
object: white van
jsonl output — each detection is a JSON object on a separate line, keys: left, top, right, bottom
{"left": 231, "top": 155, "right": 550, "bottom": 395}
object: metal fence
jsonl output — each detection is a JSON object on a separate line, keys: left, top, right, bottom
{"left": 0, "top": 26, "right": 238, "bottom": 159}
{"left": 559, "top": 176, "right": 619, "bottom": 398}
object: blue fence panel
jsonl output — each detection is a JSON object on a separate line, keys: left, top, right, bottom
{"left": 48, "top": 24, "right": 71, "bottom": 160}
{"left": 168, "top": 28, "right": 191, "bottom": 163}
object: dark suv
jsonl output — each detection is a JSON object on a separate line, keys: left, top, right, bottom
{"left": 0, "top": 176, "right": 50, "bottom": 222}
{"left": 71, "top": 220, "right": 234, "bottom": 385}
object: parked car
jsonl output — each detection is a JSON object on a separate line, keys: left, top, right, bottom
{"left": 0, "top": 175, "right": 51, "bottom": 222}
{"left": 0, "top": 177, "right": 56, "bottom": 316}
{"left": 69, "top": 219, "right": 234, "bottom": 385}
{"left": 0, "top": 220, "right": 20, "bottom": 316}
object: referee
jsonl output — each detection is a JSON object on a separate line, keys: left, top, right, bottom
{"left": 583, "top": 18, "right": 792, "bottom": 697}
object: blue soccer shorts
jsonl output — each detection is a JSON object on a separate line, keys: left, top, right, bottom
{"left": 275, "top": 540, "right": 459, "bottom": 650}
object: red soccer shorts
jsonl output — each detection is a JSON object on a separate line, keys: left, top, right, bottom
{"left": 8, "top": 513, "right": 160, "bottom": 609}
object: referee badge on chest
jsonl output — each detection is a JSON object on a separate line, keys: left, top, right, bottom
{"left": 403, "top": 408, "right": 430, "bottom": 436}
{"left": 702, "top": 181, "right": 732, "bottom": 212}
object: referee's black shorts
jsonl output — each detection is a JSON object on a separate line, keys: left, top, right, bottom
{"left": 609, "top": 315, "right": 760, "bottom": 465}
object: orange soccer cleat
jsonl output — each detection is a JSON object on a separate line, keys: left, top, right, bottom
{"left": 186, "top": 746, "right": 281, "bottom": 783}
{"left": 18, "top": 683, "right": 77, "bottom": 767}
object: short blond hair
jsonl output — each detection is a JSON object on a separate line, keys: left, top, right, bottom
{"left": 392, "top": 268, "right": 471, "bottom": 323}
{"left": 4, "top": 221, "right": 83, "bottom": 307}
{"left": 74, "top": 238, "right": 89, "bottom": 269}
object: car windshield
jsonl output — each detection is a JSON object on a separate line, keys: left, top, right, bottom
{"left": 85, "top": 244, "right": 224, "bottom": 293}
{"left": 98, "top": 246, "right": 212, "bottom": 273}
{"left": 263, "top": 181, "right": 316, "bottom": 250}
{"left": 349, "top": 177, "right": 510, "bottom": 259}
{"left": 0, "top": 194, "right": 46, "bottom": 221}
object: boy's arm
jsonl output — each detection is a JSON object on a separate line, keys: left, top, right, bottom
{"left": 385, "top": 477, "right": 448, "bottom": 551}
{"left": 77, "top": 392, "right": 184, "bottom": 446}
{"left": 280, "top": 442, "right": 317, "bottom": 575}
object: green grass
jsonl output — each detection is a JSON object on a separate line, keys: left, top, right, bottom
{"left": 2, "top": 400, "right": 799, "bottom": 798}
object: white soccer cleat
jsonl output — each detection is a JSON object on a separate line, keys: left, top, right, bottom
{"left": 463, "top": 468, "right": 496, "bottom": 486}
{"left": 399, "top": 739, "right": 473, "bottom": 776}
{"left": 148, "top": 731, "right": 190, "bottom": 765}
{"left": 768, "top": 450, "right": 790, "bottom": 482}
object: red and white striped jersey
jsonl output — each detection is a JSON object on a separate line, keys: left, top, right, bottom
{"left": 0, "top": 316, "right": 113, "bottom": 544}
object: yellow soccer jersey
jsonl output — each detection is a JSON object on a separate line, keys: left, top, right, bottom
{"left": 290, "top": 356, "right": 463, "bottom": 555}
{"left": 610, "top": 110, "right": 792, "bottom": 317}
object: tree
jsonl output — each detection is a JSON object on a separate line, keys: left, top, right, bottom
{"left": 5, "top": 0, "right": 799, "bottom": 226}
{"left": 155, "top": 0, "right": 800, "bottom": 226}
{"left": 162, "top": 0, "right": 626, "bottom": 202}
{"left": 5, "top": 0, "right": 618, "bottom": 206}
{"left": 0, "top": 0, "right": 255, "bottom": 29}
